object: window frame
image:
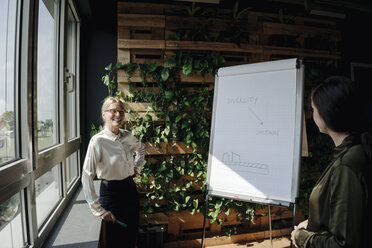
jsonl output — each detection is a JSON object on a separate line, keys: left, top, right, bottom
{"left": 0, "top": 0, "right": 82, "bottom": 247}
{"left": 0, "top": 0, "right": 21, "bottom": 167}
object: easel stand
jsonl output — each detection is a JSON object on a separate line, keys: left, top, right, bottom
{"left": 268, "top": 205, "right": 273, "bottom": 248}
{"left": 290, "top": 200, "right": 298, "bottom": 248}
{"left": 267, "top": 203, "right": 297, "bottom": 248}
{"left": 201, "top": 186, "right": 209, "bottom": 248}
{"left": 201, "top": 192, "right": 298, "bottom": 248}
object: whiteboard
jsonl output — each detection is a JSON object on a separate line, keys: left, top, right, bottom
{"left": 207, "top": 58, "right": 304, "bottom": 206}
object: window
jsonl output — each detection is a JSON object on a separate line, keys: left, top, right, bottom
{"left": 64, "top": 4, "right": 80, "bottom": 191}
{"left": 0, "top": 0, "right": 18, "bottom": 165}
{"left": 35, "top": 164, "right": 62, "bottom": 228}
{"left": 37, "top": 0, "right": 59, "bottom": 150}
{"left": 0, "top": 0, "right": 82, "bottom": 245}
{"left": 66, "top": 5, "right": 78, "bottom": 140}
{"left": 66, "top": 152, "right": 79, "bottom": 189}
{"left": 0, "top": 192, "right": 25, "bottom": 247}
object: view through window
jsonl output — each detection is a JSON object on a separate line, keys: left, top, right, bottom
{"left": 0, "top": 0, "right": 17, "bottom": 165}
{"left": 37, "top": 0, "right": 58, "bottom": 150}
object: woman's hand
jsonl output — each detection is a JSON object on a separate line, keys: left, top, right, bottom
{"left": 101, "top": 211, "right": 116, "bottom": 223}
{"left": 297, "top": 219, "right": 308, "bottom": 230}
{"left": 291, "top": 219, "right": 308, "bottom": 248}
{"left": 291, "top": 227, "right": 299, "bottom": 248}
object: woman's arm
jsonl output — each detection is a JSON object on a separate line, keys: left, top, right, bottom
{"left": 81, "top": 170, "right": 106, "bottom": 217}
{"left": 130, "top": 136, "right": 146, "bottom": 174}
{"left": 81, "top": 137, "right": 106, "bottom": 217}
{"left": 295, "top": 165, "right": 365, "bottom": 248}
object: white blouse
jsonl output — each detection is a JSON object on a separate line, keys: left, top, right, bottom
{"left": 81, "top": 127, "right": 146, "bottom": 217}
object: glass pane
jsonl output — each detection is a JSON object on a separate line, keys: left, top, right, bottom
{"left": 66, "top": 6, "right": 77, "bottom": 139}
{"left": 35, "top": 164, "right": 62, "bottom": 227}
{"left": 0, "top": 0, "right": 18, "bottom": 164}
{"left": 0, "top": 193, "right": 24, "bottom": 247}
{"left": 37, "top": 0, "right": 58, "bottom": 150}
{"left": 66, "top": 151, "right": 78, "bottom": 189}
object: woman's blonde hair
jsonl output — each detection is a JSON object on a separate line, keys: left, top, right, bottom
{"left": 101, "top": 96, "right": 124, "bottom": 114}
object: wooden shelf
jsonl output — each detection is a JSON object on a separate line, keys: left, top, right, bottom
{"left": 262, "top": 21, "right": 340, "bottom": 38}
{"left": 118, "top": 13, "right": 165, "bottom": 28}
{"left": 166, "top": 40, "right": 263, "bottom": 53}
{"left": 165, "top": 15, "right": 258, "bottom": 32}
{"left": 118, "top": 39, "right": 165, "bottom": 49}
{"left": 117, "top": 69, "right": 215, "bottom": 83}
{"left": 118, "top": 39, "right": 341, "bottom": 60}
{"left": 164, "top": 228, "right": 292, "bottom": 247}
{"left": 145, "top": 141, "right": 194, "bottom": 155}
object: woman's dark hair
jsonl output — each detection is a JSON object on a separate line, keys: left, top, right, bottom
{"left": 311, "top": 75, "right": 372, "bottom": 160}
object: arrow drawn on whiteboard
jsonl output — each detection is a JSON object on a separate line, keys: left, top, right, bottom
{"left": 247, "top": 106, "right": 264, "bottom": 125}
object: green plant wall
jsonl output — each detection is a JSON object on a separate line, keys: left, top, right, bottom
{"left": 95, "top": 51, "right": 339, "bottom": 233}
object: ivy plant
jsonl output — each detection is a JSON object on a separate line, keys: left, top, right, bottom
{"left": 95, "top": 50, "right": 259, "bottom": 232}
{"left": 95, "top": 49, "right": 338, "bottom": 235}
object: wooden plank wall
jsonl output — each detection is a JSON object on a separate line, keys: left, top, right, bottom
{"left": 117, "top": 1, "right": 340, "bottom": 243}
{"left": 117, "top": 2, "right": 341, "bottom": 67}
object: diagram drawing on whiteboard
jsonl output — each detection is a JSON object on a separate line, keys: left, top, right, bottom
{"left": 218, "top": 152, "right": 270, "bottom": 175}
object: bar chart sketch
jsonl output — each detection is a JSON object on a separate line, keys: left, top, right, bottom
{"left": 218, "top": 152, "right": 270, "bottom": 175}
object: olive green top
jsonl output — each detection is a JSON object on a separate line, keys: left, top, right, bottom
{"left": 295, "top": 135, "right": 370, "bottom": 248}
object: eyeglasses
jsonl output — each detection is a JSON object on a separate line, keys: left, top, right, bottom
{"left": 105, "top": 109, "right": 125, "bottom": 116}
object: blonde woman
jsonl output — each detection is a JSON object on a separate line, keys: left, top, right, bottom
{"left": 82, "top": 96, "right": 146, "bottom": 247}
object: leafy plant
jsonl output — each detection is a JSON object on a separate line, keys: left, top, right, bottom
{"left": 218, "top": 1, "right": 251, "bottom": 45}
{"left": 96, "top": 48, "right": 339, "bottom": 236}
{"left": 186, "top": 2, "right": 202, "bottom": 17}
{"left": 171, "top": 2, "right": 214, "bottom": 17}
{"left": 232, "top": 1, "right": 251, "bottom": 23}
{"left": 97, "top": 49, "right": 259, "bottom": 233}
{"left": 278, "top": 8, "right": 295, "bottom": 24}
{"left": 102, "top": 62, "right": 122, "bottom": 96}
{"left": 90, "top": 123, "right": 103, "bottom": 137}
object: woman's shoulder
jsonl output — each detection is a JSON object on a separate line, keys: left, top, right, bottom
{"left": 119, "top": 129, "right": 133, "bottom": 137}
{"left": 118, "top": 129, "right": 140, "bottom": 145}
{"left": 90, "top": 130, "right": 106, "bottom": 143}
{"left": 338, "top": 144, "right": 370, "bottom": 174}
{"left": 342, "top": 144, "right": 368, "bottom": 163}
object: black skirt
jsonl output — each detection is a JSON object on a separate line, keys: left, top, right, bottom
{"left": 99, "top": 176, "right": 139, "bottom": 248}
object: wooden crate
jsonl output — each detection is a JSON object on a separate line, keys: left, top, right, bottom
{"left": 117, "top": 69, "right": 214, "bottom": 98}
{"left": 145, "top": 142, "right": 194, "bottom": 155}
{"left": 139, "top": 205, "right": 304, "bottom": 235}
{"left": 164, "top": 15, "right": 258, "bottom": 45}
{"left": 117, "top": 12, "right": 166, "bottom": 65}
{"left": 165, "top": 205, "right": 304, "bottom": 239}
{"left": 118, "top": 14, "right": 165, "bottom": 29}
{"left": 164, "top": 228, "right": 292, "bottom": 248}
{"left": 118, "top": 2, "right": 186, "bottom": 15}
{"left": 117, "top": 70, "right": 215, "bottom": 84}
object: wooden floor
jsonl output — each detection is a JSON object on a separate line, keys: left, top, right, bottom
{"left": 208, "top": 237, "right": 291, "bottom": 248}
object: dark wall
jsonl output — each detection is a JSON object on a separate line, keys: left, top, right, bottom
{"left": 79, "top": 0, "right": 117, "bottom": 164}
{"left": 76, "top": 1, "right": 372, "bottom": 166}
{"left": 342, "top": 14, "right": 372, "bottom": 65}
{"left": 341, "top": 13, "right": 372, "bottom": 121}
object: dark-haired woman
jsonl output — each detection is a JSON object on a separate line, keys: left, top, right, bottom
{"left": 291, "top": 76, "right": 371, "bottom": 247}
